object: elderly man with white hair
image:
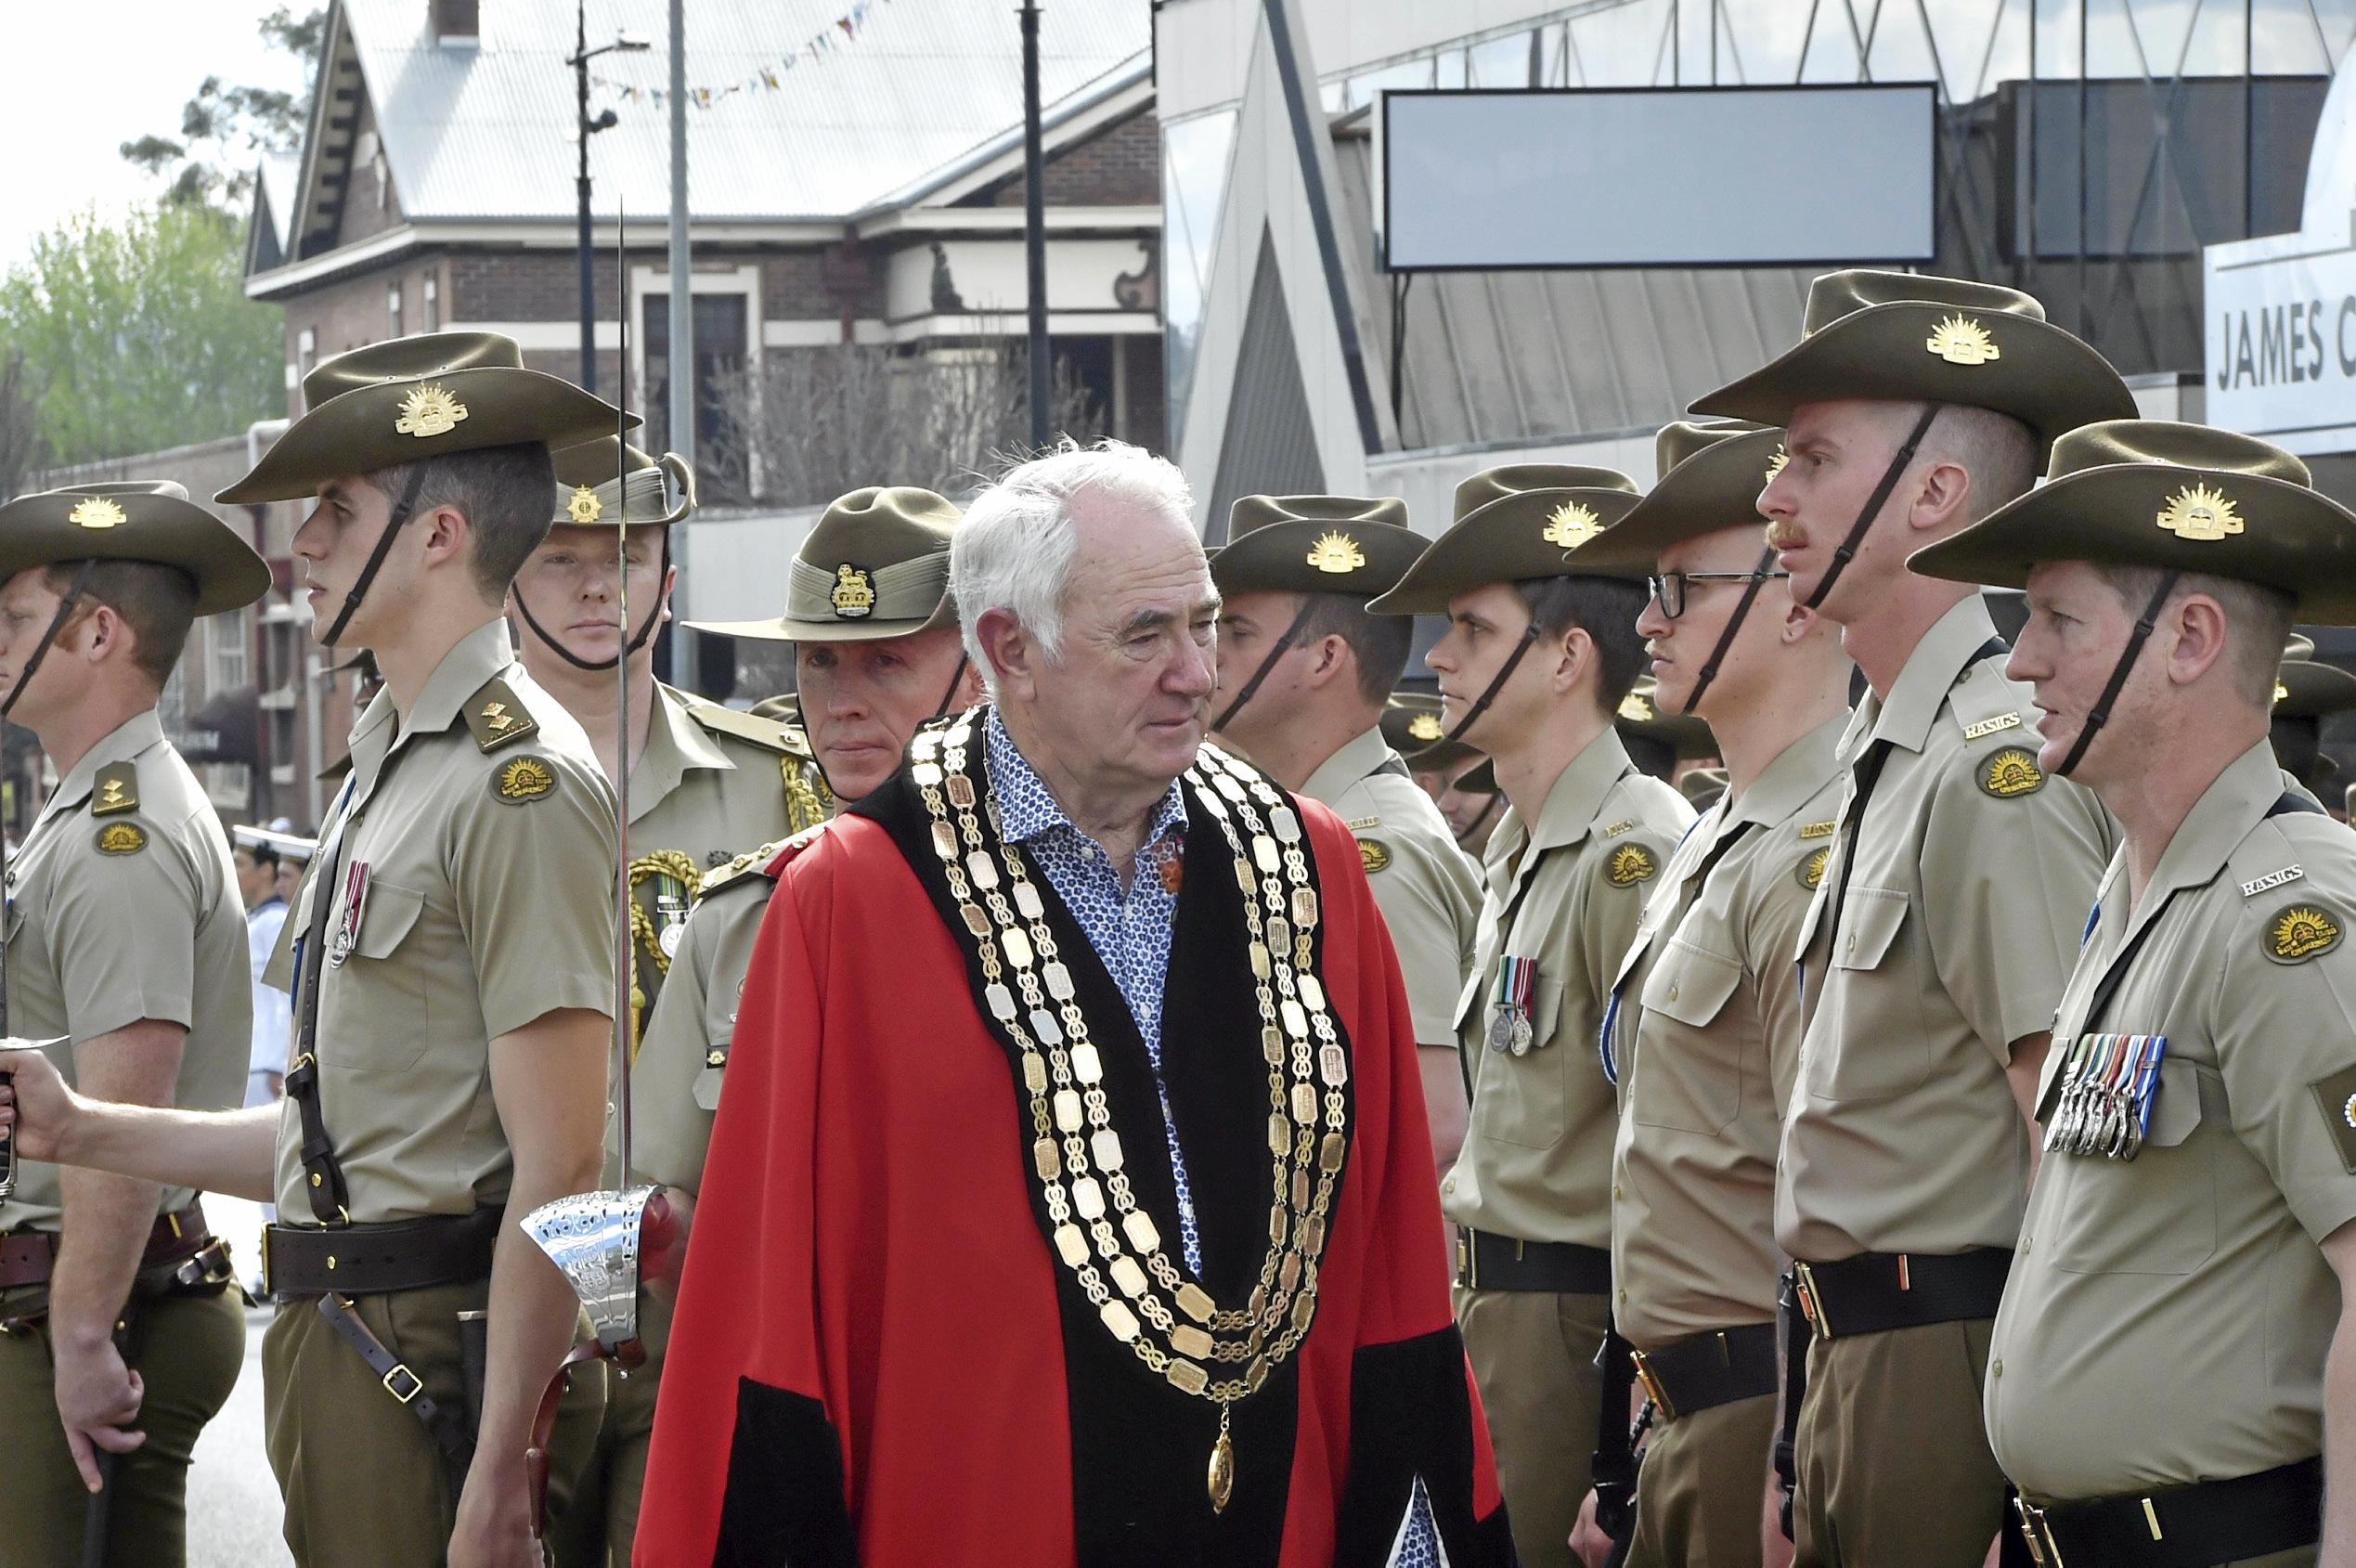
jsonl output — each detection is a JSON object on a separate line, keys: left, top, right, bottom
{"left": 634, "top": 440, "right": 1510, "bottom": 1566}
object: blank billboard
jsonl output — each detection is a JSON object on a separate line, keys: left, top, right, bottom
{"left": 1381, "top": 85, "right": 1938, "bottom": 271}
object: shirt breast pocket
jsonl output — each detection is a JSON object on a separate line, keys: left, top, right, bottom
{"left": 1634, "top": 940, "right": 1745, "bottom": 1134}
{"left": 321, "top": 879, "right": 430, "bottom": 1073}
{"left": 1809, "top": 886, "right": 1931, "bottom": 1102}
{"left": 2050, "top": 1056, "right": 2215, "bottom": 1277}
{"left": 1481, "top": 971, "right": 1572, "bottom": 1151}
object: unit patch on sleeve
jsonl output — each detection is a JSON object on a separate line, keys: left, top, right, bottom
{"left": 1797, "top": 845, "right": 1830, "bottom": 891}
{"left": 94, "top": 822, "right": 148, "bottom": 856}
{"left": 491, "top": 755, "right": 559, "bottom": 805}
{"left": 1606, "top": 843, "right": 1658, "bottom": 888}
{"left": 2264, "top": 903, "right": 2343, "bottom": 965}
{"left": 1357, "top": 837, "right": 1392, "bottom": 875}
{"left": 1977, "top": 745, "right": 2047, "bottom": 799}
{"left": 2307, "top": 1062, "right": 2356, "bottom": 1172}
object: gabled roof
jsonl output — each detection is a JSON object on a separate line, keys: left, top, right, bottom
{"left": 245, "top": 152, "right": 303, "bottom": 274}
{"left": 284, "top": 0, "right": 1147, "bottom": 259}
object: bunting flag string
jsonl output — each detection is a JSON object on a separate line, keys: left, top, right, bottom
{"left": 593, "top": 0, "right": 885, "bottom": 109}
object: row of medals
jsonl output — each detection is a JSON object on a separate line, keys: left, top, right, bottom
{"left": 2042, "top": 1032, "right": 2165, "bottom": 1161}
{"left": 911, "top": 716, "right": 1351, "bottom": 1515}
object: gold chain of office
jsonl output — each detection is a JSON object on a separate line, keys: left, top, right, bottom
{"left": 911, "top": 715, "right": 1350, "bottom": 1514}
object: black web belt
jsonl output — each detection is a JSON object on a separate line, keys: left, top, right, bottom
{"left": 1628, "top": 1321, "right": 1779, "bottom": 1422}
{"left": 1452, "top": 1226, "right": 1609, "bottom": 1293}
{"left": 2016, "top": 1458, "right": 2321, "bottom": 1568}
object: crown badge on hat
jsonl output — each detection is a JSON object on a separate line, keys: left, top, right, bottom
{"left": 1305, "top": 531, "right": 1367, "bottom": 574}
{"left": 831, "top": 564, "right": 875, "bottom": 619}
{"left": 1407, "top": 712, "right": 1444, "bottom": 743}
{"left": 2156, "top": 483, "right": 2243, "bottom": 541}
{"left": 1925, "top": 315, "right": 2000, "bottom": 366}
{"left": 1544, "top": 500, "right": 1604, "bottom": 550}
{"left": 566, "top": 485, "right": 603, "bottom": 525}
{"left": 1619, "top": 692, "right": 1655, "bottom": 722}
{"left": 69, "top": 498, "right": 125, "bottom": 530}
{"left": 395, "top": 383, "right": 469, "bottom": 439}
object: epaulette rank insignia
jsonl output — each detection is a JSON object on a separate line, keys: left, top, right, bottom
{"left": 465, "top": 680, "right": 538, "bottom": 753}
{"left": 91, "top": 761, "right": 138, "bottom": 817}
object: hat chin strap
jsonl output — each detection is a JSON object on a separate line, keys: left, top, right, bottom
{"left": 1443, "top": 619, "right": 1542, "bottom": 745}
{"left": 930, "top": 653, "right": 970, "bottom": 720}
{"left": 1800, "top": 404, "right": 1942, "bottom": 613}
{"left": 1456, "top": 789, "right": 1502, "bottom": 849}
{"left": 1210, "top": 596, "right": 1319, "bottom": 734}
{"left": 1676, "top": 544, "right": 1780, "bottom": 716}
{"left": 2054, "top": 571, "right": 2179, "bottom": 780}
{"left": 0, "top": 561, "right": 99, "bottom": 722}
{"left": 321, "top": 464, "right": 432, "bottom": 648}
{"left": 512, "top": 536, "right": 672, "bottom": 673}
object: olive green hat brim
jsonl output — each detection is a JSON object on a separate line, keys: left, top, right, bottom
{"left": 1210, "top": 519, "right": 1429, "bottom": 598}
{"left": 219, "top": 367, "right": 634, "bottom": 503}
{"left": 0, "top": 501, "right": 272, "bottom": 616}
{"left": 685, "top": 600, "right": 958, "bottom": 645}
{"left": 2277, "top": 658, "right": 2356, "bottom": 718}
{"left": 1689, "top": 301, "right": 2135, "bottom": 459}
{"left": 1908, "top": 463, "right": 2356, "bottom": 623}
{"left": 1574, "top": 428, "right": 1786, "bottom": 571}
{"left": 1366, "top": 487, "right": 1646, "bottom": 616}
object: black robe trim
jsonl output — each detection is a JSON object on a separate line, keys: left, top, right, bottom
{"left": 714, "top": 1378, "right": 861, "bottom": 1567}
{"left": 852, "top": 738, "right": 1358, "bottom": 1568}
{"left": 1332, "top": 1326, "right": 1520, "bottom": 1567}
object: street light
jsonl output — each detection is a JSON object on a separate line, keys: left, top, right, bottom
{"left": 569, "top": 4, "right": 650, "bottom": 392}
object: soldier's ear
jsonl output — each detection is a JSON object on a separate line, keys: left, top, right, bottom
{"left": 2161, "top": 592, "right": 2233, "bottom": 690}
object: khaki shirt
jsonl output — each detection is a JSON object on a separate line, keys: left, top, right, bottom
{"left": 1778, "top": 597, "right": 2116, "bottom": 1263}
{"left": 1301, "top": 727, "right": 1482, "bottom": 1046}
{"left": 1442, "top": 729, "right": 1692, "bottom": 1248}
{"left": 1987, "top": 742, "right": 2356, "bottom": 1501}
{"left": 0, "top": 712, "right": 249, "bottom": 1230}
{"left": 628, "top": 848, "right": 784, "bottom": 1194}
{"left": 1607, "top": 715, "right": 1845, "bottom": 1347}
{"left": 272, "top": 621, "right": 617, "bottom": 1221}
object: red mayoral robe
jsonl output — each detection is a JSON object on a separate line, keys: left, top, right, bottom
{"left": 636, "top": 735, "right": 1510, "bottom": 1567}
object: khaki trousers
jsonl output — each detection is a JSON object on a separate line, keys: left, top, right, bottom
{"left": 1625, "top": 1390, "right": 1776, "bottom": 1568}
{"left": 1456, "top": 1285, "right": 1610, "bottom": 1568}
{"left": 0, "top": 1282, "right": 246, "bottom": 1568}
{"left": 1793, "top": 1317, "right": 2005, "bottom": 1568}
{"left": 546, "top": 1289, "right": 671, "bottom": 1567}
{"left": 262, "top": 1282, "right": 607, "bottom": 1566}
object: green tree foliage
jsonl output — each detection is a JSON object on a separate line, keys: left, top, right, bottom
{"left": 122, "top": 6, "right": 325, "bottom": 209}
{"left": 0, "top": 204, "right": 284, "bottom": 467}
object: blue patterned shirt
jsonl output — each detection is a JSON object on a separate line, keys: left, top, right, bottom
{"left": 982, "top": 716, "right": 1440, "bottom": 1564}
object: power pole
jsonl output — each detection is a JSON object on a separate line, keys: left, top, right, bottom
{"left": 1021, "top": 0, "right": 1050, "bottom": 447}
{"left": 667, "top": 0, "right": 698, "bottom": 690}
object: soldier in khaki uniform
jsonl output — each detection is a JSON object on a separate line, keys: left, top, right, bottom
{"left": 1568, "top": 422, "right": 1851, "bottom": 1566}
{"left": 1207, "top": 494, "right": 1482, "bottom": 1173}
{"left": 1909, "top": 421, "right": 2356, "bottom": 1567}
{"left": 1367, "top": 465, "right": 1693, "bottom": 1568}
{"left": 0, "top": 333, "right": 625, "bottom": 1567}
{"left": 1689, "top": 272, "right": 2134, "bottom": 1565}
{"left": 0, "top": 483, "right": 268, "bottom": 1566}
{"left": 521, "top": 441, "right": 829, "bottom": 1568}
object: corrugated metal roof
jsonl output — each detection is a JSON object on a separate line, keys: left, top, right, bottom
{"left": 339, "top": 0, "right": 1148, "bottom": 225}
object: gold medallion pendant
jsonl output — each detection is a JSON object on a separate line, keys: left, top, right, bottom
{"left": 911, "top": 716, "right": 1352, "bottom": 1519}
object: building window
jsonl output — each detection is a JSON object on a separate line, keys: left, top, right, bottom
{"left": 388, "top": 284, "right": 403, "bottom": 339}
{"left": 422, "top": 275, "right": 440, "bottom": 331}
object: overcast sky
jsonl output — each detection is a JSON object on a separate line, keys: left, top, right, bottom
{"left": 0, "top": 1, "right": 309, "bottom": 268}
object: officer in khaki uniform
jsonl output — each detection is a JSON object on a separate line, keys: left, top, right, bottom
{"left": 1206, "top": 494, "right": 1483, "bottom": 1173}
{"left": 1569, "top": 421, "right": 1853, "bottom": 1566}
{"left": 1689, "top": 272, "right": 2134, "bottom": 1565}
{"left": 1910, "top": 421, "right": 2356, "bottom": 1567}
{"left": 596, "top": 489, "right": 974, "bottom": 1563}
{"left": 0, "top": 483, "right": 269, "bottom": 1566}
{"left": 522, "top": 441, "right": 829, "bottom": 1568}
{"left": 1368, "top": 466, "right": 1693, "bottom": 1568}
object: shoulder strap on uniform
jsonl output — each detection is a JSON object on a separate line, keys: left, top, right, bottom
{"left": 462, "top": 679, "right": 539, "bottom": 753}
{"left": 685, "top": 700, "right": 811, "bottom": 758}
{"left": 699, "top": 822, "right": 829, "bottom": 896}
{"left": 1945, "top": 638, "right": 2025, "bottom": 743}
{"left": 90, "top": 760, "right": 139, "bottom": 817}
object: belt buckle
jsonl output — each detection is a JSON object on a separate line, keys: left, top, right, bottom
{"left": 260, "top": 1225, "right": 276, "bottom": 1299}
{"left": 382, "top": 1361, "right": 424, "bottom": 1405}
{"left": 2013, "top": 1497, "right": 2062, "bottom": 1567}
{"left": 1628, "top": 1349, "right": 1677, "bottom": 1422}
{"left": 1455, "top": 1232, "right": 1470, "bottom": 1289}
{"left": 1793, "top": 1262, "right": 1831, "bottom": 1340}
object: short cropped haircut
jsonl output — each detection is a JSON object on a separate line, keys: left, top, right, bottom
{"left": 2091, "top": 564, "right": 2294, "bottom": 708}
{"left": 1299, "top": 591, "right": 1413, "bottom": 706}
{"left": 368, "top": 441, "right": 558, "bottom": 602}
{"left": 1917, "top": 404, "right": 2039, "bottom": 524}
{"left": 45, "top": 561, "right": 199, "bottom": 688}
{"left": 1517, "top": 575, "right": 1650, "bottom": 715}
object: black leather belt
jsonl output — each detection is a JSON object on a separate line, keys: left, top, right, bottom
{"left": 0, "top": 1201, "right": 222, "bottom": 1290}
{"left": 265, "top": 1208, "right": 504, "bottom": 1299}
{"left": 1630, "top": 1321, "right": 1779, "bottom": 1422}
{"left": 1790, "top": 1248, "right": 2011, "bottom": 1340}
{"left": 1454, "top": 1227, "right": 1611, "bottom": 1294}
{"left": 2015, "top": 1458, "right": 2321, "bottom": 1568}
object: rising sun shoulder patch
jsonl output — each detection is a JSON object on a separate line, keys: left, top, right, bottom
{"left": 1605, "top": 843, "right": 1658, "bottom": 888}
{"left": 1976, "top": 745, "right": 2046, "bottom": 800}
{"left": 2264, "top": 902, "right": 2343, "bottom": 965}
{"left": 491, "top": 754, "right": 559, "bottom": 805}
